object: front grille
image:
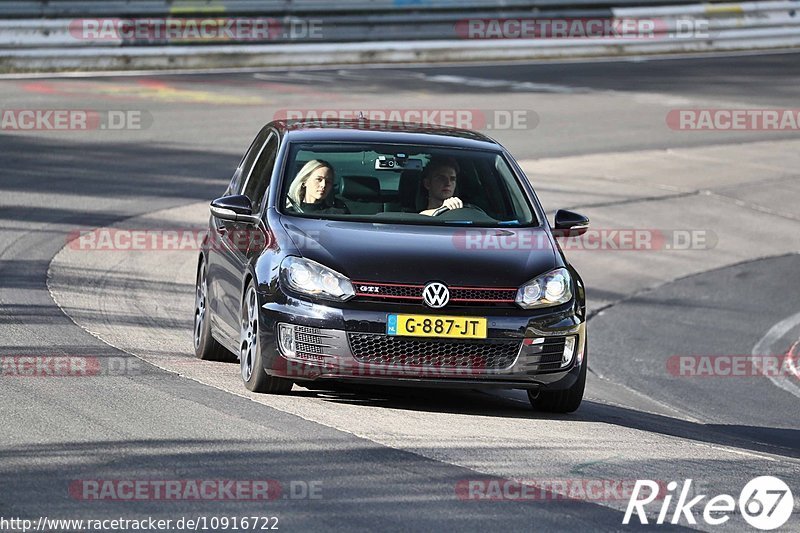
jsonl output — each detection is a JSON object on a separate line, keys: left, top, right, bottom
{"left": 352, "top": 281, "right": 517, "bottom": 306}
{"left": 524, "top": 337, "right": 568, "bottom": 373}
{"left": 451, "top": 287, "right": 516, "bottom": 301}
{"left": 356, "top": 283, "right": 421, "bottom": 299}
{"left": 348, "top": 333, "right": 521, "bottom": 369}
{"left": 294, "top": 326, "right": 333, "bottom": 359}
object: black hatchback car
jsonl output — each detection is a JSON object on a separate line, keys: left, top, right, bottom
{"left": 194, "top": 119, "right": 590, "bottom": 412}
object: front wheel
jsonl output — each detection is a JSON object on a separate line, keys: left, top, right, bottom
{"left": 239, "top": 282, "right": 293, "bottom": 394}
{"left": 528, "top": 351, "right": 586, "bottom": 413}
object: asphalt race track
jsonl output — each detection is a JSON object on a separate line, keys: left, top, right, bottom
{"left": 1, "top": 52, "right": 799, "bottom": 532}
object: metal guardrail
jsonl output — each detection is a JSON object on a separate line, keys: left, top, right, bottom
{"left": 0, "top": 0, "right": 798, "bottom": 70}
{"left": 1, "top": 0, "right": 798, "bottom": 47}
{"left": 0, "top": 10, "right": 621, "bottom": 47}
{"left": 0, "top": 0, "right": 719, "bottom": 18}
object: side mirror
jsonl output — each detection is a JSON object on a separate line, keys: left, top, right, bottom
{"left": 210, "top": 195, "right": 261, "bottom": 225}
{"left": 553, "top": 209, "right": 589, "bottom": 237}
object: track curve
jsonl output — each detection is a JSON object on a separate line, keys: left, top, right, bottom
{"left": 2, "top": 53, "right": 799, "bottom": 530}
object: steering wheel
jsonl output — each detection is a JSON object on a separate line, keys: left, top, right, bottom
{"left": 431, "top": 203, "right": 487, "bottom": 216}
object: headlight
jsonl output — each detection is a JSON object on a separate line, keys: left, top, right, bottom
{"left": 516, "top": 268, "right": 573, "bottom": 309}
{"left": 280, "top": 256, "right": 355, "bottom": 302}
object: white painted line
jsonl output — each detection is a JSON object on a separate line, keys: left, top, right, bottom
{"left": 751, "top": 310, "right": 800, "bottom": 400}
{"left": 414, "top": 73, "right": 588, "bottom": 93}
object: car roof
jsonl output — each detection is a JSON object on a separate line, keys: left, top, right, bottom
{"left": 271, "top": 119, "right": 502, "bottom": 150}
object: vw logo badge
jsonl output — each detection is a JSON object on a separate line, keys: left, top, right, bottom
{"left": 423, "top": 282, "right": 450, "bottom": 308}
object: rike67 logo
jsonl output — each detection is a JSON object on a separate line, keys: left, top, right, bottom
{"left": 624, "top": 476, "right": 794, "bottom": 530}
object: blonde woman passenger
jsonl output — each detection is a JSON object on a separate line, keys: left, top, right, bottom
{"left": 287, "top": 159, "right": 349, "bottom": 214}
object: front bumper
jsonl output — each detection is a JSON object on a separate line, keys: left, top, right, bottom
{"left": 258, "top": 293, "right": 586, "bottom": 391}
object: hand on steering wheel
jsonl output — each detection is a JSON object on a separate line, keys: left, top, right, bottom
{"left": 431, "top": 197, "right": 463, "bottom": 216}
{"left": 432, "top": 200, "right": 487, "bottom": 216}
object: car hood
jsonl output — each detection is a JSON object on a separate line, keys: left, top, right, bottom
{"left": 278, "top": 216, "right": 557, "bottom": 287}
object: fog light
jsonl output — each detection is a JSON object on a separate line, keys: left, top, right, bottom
{"left": 278, "top": 323, "right": 296, "bottom": 357}
{"left": 562, "top": 336, "right": 577, "bottom": 366}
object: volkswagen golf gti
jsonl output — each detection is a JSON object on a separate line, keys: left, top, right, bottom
{"left": 194, "top": 119, "right": 590, "bottom": 412}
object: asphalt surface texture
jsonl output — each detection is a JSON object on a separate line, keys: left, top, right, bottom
{"left": 1, "top": 51, "right": 799, "bottom": 532}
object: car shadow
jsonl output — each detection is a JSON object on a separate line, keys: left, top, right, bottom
{"left": 292, "top": 381, "right": 800, "bottom": 460}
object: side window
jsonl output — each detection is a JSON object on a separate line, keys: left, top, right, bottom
{"left": 242, "top": 132, "right": 279, "bottom": 212}
{"left": 495, "top": 155, "right": 536, "bottom": 224}
{"left": 228, "top": 128, "right": 269, "bottom": 195}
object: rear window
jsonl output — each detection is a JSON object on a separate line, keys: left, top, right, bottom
{"left": 279, "top": 142, "right": 538, "bottom": 227}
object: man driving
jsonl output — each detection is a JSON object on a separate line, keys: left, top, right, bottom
{"left": 419, "top": 156, "right": 463, "bottom": 216}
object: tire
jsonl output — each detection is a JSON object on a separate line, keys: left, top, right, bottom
{"left": 239, "top": 281, "right": 293, "bottom": 394}
{"left": 194, "top": 257, "right": 236, "bottom": 362}
{"left": 528, "top": 350, "right": 587, "bottom": 413}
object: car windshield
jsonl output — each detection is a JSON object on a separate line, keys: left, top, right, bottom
{"left": 279, "top": 142, "right": 538, "bottom": 227}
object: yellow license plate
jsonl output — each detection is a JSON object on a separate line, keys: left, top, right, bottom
{"left": 387, "top": 314, "right": 487, "bottom": 339}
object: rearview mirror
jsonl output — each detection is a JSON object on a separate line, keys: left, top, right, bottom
{"left": 210, "top": 195, "right": 261, "bottom": 225}
{"left": 553, "top": 209, "right": 589, "bottom": 237}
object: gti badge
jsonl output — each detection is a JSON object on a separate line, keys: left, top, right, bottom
{"left": 359, "top": 285, "right": 380, "bottom": 293}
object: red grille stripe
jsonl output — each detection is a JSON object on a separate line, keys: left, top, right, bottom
{"left": 353, "top": 281, "right": 517, "bottom": 303}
